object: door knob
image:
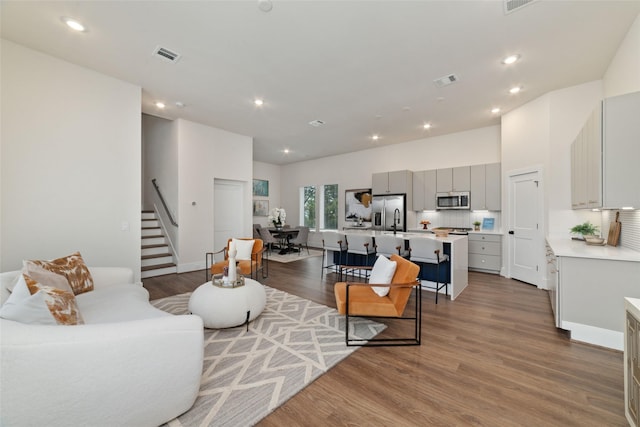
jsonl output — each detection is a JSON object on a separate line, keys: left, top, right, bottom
{"left": 508, "top": 230, "right": 514, "bottom": 235}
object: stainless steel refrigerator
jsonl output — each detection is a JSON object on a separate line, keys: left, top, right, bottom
{"left": 372, "top": 194, "right": 406, "bottom": 232}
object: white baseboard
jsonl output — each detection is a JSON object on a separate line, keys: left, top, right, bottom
{"left": 177, "top": 262, "right": 205, "bottom": 274}
{"left": 561, "top": 321, "right": 623, "bottom": 351}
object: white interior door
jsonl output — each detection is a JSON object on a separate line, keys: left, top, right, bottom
{"left": 214, "top": 179, "right": 244, "bottom": 261}
{"left": 508, "top": 170, "right": 541, "bottom": 285}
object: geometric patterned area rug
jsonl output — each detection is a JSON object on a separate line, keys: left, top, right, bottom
{"left": 267, "top": 248, "right": 323, "bottom": 263}
{"left": 151, "top": 286, "right": 385, "bottom": 427}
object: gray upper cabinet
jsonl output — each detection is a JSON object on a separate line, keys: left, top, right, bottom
{"left": 486, "top": 163, "right": 501, "bottom": 211}
{"left": 571, "top": 91, "right": 640, "bottom": 209}
{"left": 603, "top": 91, "right": 640, "bottom": 209}
{"left": 373, "top": 170, "right": 413, "bottom": 207}
{"left": 470, "top": 163, "right": 501, "bottom": 211}
{"left": 412, "top": 170, "right": 437, "bottom": 211}
{"left": 436, "top": 167, "right": 470, "bottom": 192}
{"left": 373, "top": 170, "right": 413, "bottom": 194}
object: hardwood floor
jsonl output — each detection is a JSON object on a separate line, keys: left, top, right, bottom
{"left": 143, "top": 256, "right": 626, "bottom": 426}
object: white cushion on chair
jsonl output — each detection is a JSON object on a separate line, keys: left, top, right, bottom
{"left": 369, "top": 255, "right": 397, "bottom": 297}
{"left": 232, "top": 239, "right": 255, "bottom": 260}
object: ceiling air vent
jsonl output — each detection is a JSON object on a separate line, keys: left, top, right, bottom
{"left": 308, "top": 120, "right": 325, "bottom": 127}
{"left": 504, "top": 0, "right": 536, "bottom": 14}
{"left": 433, "top": 74, "right": 459, "bottom": 88}
{"left": 153, "top": 46, "right": 181, "bottom": 63}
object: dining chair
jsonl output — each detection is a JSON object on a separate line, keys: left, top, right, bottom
{"left": 288, "top": 226, "right": 310, "bottom": 255}
{"left": 408, "top": 237, "right": 450, "bottom": 304}
{"left": 258, "top": 227, "right": 280, "bottom": 254}
{"left": 253, "top": 223, "right": 262, "bottom": 239}
{"left": 321, "top": 231, "right": 347, "bottom": 278}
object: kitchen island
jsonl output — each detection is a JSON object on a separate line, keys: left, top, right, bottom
{"left": 327, "top": 230, "right": 469, "bottom": 301}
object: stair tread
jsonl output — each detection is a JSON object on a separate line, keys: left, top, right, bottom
{"left": 142, "top": 253, "right": 172, "bottom": 260}
{"left": 142, "top": 244, "right": 169, "bottom": 249}
{"left": 142, "top": 234, "right": 164, "bottom": 239}
{"left": 142, "top": 226, "right": 161, "bottom": 230}
{"left": 142, "top": 210, "right": 154, "bottom": 213}
{"left": 142, "top": 263, "right": 176, "bottom": 271}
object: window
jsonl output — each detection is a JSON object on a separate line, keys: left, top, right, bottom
{"left": 299, "top": 184, "right": 338, "bottom": 230}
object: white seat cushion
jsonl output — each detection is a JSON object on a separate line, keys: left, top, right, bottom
{"left": 76, "top": 284, "right": 169, "bottom": 323}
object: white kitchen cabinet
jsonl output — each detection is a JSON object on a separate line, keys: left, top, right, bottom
{"left": 412, "top": 170, "right": 436, "bottom": 211}
{"left": 470, "top": 163, "right": 501, "bottom": 211}
{"left": 436, "top": 167, "right": 470, "bottom": 193}
{"left": 468, "top": 233, "right": 501, "bottom": 273}
{"left": 571, "top": 91, "right": 640, "bottom": 209}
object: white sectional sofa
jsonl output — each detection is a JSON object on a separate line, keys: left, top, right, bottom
{"left": 0, "top": 267, "right": 204, "bottom": 427}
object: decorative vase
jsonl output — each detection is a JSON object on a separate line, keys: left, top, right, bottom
{"left": 474, "top": 225, "right": 480, "bottom": 231}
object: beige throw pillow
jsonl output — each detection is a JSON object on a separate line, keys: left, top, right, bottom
{"left": 25, "top": 251, "right": 94, "bottom": 295}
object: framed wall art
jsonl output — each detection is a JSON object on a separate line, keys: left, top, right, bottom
{"left": 252, "top": 179, "right": 269, "bottom": 197}
{"left": 253, "top": 200, "right": 269, "bottom": 216}
{"left": 345, "top": 188, "right": 372, "bottom": 221}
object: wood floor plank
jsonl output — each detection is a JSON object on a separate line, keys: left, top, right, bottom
{"left": 143, "top": 255, "right": 626, "bottom": 426}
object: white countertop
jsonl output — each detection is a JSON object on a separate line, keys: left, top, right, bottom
{"left": 408, "top": 228, "right": 504, "bottom": 236}
{"left": 626, "top": 298, "right": 640, "bottom": 320}
{"left": 547, "top": 237, "right": 640, "bottom": 262}
{"left": 342, "top": 228, "right": 468, "bottom": 243}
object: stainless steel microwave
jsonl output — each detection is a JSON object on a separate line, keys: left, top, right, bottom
{"left": 436, "top": 192, "right": 470, "bottom": 210}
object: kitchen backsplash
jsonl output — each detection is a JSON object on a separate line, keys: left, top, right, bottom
{"left": 416, "top": 210, "right": 502, "bottom": 231}
{"left": 602, "top": 210, "right": 640, "bottom": 252}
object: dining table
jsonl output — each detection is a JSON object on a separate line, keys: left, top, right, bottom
{"left": 267, "top": 227, "right": 300, "bottom": 255}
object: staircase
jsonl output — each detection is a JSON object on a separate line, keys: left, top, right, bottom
{"left": 141, "top": 210, "right": 177, "bottom": 278}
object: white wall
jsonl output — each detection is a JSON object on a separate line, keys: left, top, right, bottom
{"left": 280, "top": 125, "right": 501, "bottom": 232}
{"left": 1, "top": 40, "right": 142, "bottom": 276}
{"left": 252, "top": 161, "right": 281, "bottom": 227}
{"left": 603, "top": 14, "right": 640, "bottom": 98}
{"left": 176, "top": 119, "right": 253, "bottom": 272}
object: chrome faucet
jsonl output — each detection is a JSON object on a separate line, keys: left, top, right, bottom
{"left": 393, "top": 208, "right": 400, "bottom": 235}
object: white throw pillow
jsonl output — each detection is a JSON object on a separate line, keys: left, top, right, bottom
{"left": 369, "top": 255, "right": 397, "bottom": 297}
{"left": 232, "top": 239, "right": 255, "bottom": 261}
{"left": 0, "top": 275, "right": 57, "bottom": 324}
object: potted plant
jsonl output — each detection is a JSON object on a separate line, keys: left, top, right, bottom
{"left": 473, "top": 221, "right": 481, "bottom": 231}
{"left": 570, "top": 222, "right": 599, "bottom": 239}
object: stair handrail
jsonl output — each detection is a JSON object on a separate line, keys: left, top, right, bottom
{"left": 151, "top": 178, "right": 178, "bottom": 227}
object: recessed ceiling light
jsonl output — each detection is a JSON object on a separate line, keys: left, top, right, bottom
{"left": 509, "top": 86, "right": 522, "bottom": 94}
{"left": 155, "top": 102, "right": 166, "bottom": 109}
{"left": 62, "top": 17, "right": 86, "bottom": 32}
{"left": 283, "top": 148, "right": 290, "bottom": 154}
{"left": 423, "top": 123, "right": 432, "bottom": 129}
{"left": 372, "top": 135, "right": 379, "bottom": 141}
{"left": 502, "top": 54, "right": 521, "bottom": 65}
{"left": 491, "top": 107, "right": 501, "bottom": 114}
{"left": 254, "top": 99, "right": 264, "bottom": 106}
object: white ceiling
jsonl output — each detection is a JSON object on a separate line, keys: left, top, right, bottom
{"left": 2, "top": 1, "right": 639, "bottom": 165}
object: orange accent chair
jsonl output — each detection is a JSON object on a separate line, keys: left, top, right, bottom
{"left": 206, "top": 238, "right": 267, "bottom": 281}
{"left": 334, "top": 254, "right": 421, "bottom": 346}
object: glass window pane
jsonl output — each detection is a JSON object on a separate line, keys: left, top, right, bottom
{"left": 302, "top": 185, "right": 316, "bottom": 228}
{"left": 323, "top": 184, "right": 338, "bottom": 230}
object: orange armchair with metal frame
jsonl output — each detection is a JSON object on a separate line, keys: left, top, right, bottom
{"left": 334, "top": 254, "right": 421, "bottom": 346}
{"left": 205, "top": 238, "right": 267, "bottom": 282}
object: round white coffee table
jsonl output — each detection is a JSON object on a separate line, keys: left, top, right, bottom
{"left": 188, "top": 278, "right": 267, "bottom": 329}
